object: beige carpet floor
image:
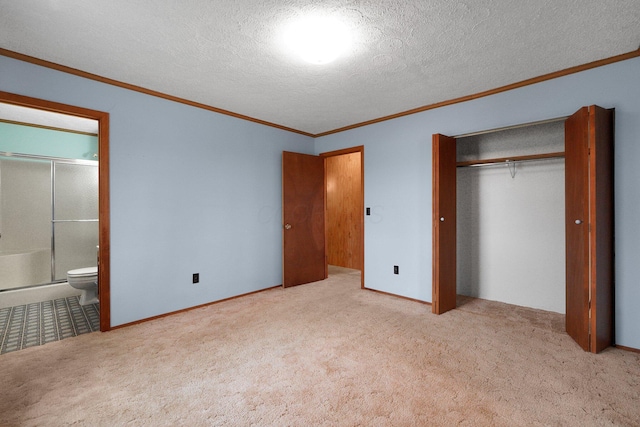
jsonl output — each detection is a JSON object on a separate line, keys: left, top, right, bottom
{"left": 1, "top": 267, "right": 639, "bottom": 426}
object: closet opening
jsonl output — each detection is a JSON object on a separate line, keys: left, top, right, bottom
{"left": 432, "top": 106, "right": 614, "bottom": 353}
{"left": 455, "top": 119, "right": 566, "bottom": 314}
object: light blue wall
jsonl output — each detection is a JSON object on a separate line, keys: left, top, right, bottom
{"left": 315, "top": 56, "right": 640, "bottom": 350}
{"left": 0, "top": 55, "right": 314, "bottom": 326}
{"left": 0, "top": 121, "right": 98, "bottom": 160}
{"left": 2, "top": 53, "right": 639, "bottom": 349}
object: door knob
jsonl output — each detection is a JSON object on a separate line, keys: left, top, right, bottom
{"left": 575, "top": 219, "right": 582, "bottom": 225}
{"left": 440, "top": 217, "right": 445, "bottom": 222}
{"left": 284, "top": 224, "right": 292, "bottom": 230}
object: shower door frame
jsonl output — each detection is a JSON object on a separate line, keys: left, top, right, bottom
{"left": 0, "top": 91, "right": 111, "bottom": 332}
{"left": 0, "top": 152, "right": 99, "bottom": 283}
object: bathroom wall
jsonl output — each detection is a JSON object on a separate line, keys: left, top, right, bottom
{"left": 0, "top": 54, "right": 314, "bottom": 326}
{"left": 316, "top": 56, "right": 640, "bottom": 350}
{"left": 0, "top": 121, "right": 98, "bottom": 160}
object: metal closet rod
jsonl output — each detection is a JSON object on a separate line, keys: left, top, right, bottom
{"left": 456, "top": 151, "right": 565, "bottom": 168}
{"left": 453, "top": 115, "right": 569, "bottom": 168}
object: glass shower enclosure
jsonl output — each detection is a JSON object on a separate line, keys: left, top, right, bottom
{"left": 0, "top": 152, "right": 98, "bottom": 292}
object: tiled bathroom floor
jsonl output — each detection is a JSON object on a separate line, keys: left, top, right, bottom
{"left": 0, "top": 296, "right": 99, "bottom": 354}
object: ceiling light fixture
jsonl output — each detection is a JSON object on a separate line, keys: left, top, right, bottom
{"left": 284, "top": 16, "right": 352, "bottom": 65}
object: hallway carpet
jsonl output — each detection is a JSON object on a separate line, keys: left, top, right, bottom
{"left": 0, "top": 267, "right": 638, "bottom": 426}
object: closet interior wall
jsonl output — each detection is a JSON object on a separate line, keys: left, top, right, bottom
{"left": 456, "top": 121, "right": 566, "bottom": 313}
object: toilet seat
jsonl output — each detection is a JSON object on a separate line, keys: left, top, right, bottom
{"left": 68, "top": 266, "right": 98, "bottom": 278}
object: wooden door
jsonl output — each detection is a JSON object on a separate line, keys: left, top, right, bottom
{"left": 565, "top": 105, "right": 614, "bottom": 353}
{"left": 432, "top": 134, "right": 457, "bottom": 314}
{"left": 282, "top": 151, "right": 326, "bottom": 287}
{"left": 565, "top": 107, "right": 591, "bottom": 350}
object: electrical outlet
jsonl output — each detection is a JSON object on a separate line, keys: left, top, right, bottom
{"left": 394, "top": 266, "right": 399, "bottom": 275}
{"left": 193, "top": 273, "right": 199, "bottom": 284}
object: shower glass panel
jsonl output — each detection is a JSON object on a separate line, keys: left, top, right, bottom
{"left": 0, "top": 157, "right": 52, "bottom": 290}
{"left": 0, "top": 153, "right": 98, "bottom": 291}
{"left": 53, "top": 222, "right": 99, "bottom": 281}
{"left": 54, "top": 163, "right": 99, "bottom": 220}
{"left": 53, "top": 162, "right": 99, "bottom": 281}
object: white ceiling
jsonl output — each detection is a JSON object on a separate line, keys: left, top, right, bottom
{"left": 1, "top": 0, "right": 639, "bottom": 135}
{"left": 0, "top": 103, "right": 99, "bottom": 134}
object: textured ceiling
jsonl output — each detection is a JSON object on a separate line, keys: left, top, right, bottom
{"left": 0, "top": 103, "right": 99, "bottom": 134}
{"left": 1, "top": 0, "right": 639, "bottom": 135}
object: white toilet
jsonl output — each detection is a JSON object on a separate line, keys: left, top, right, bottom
{"left": 67, "top": 266, "right": 99, "bottom": 305}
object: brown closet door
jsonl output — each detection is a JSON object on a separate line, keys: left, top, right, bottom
{"left": 282, "top": 151, "right": 326, "bottom": 288}
{"left": 565, "top": 107, "right": 590, "bottom": 351}
{"left": 432, "top": 134, "right": 457, "bottom": 314}
{"left": 565, "top": 106, "right": 614, "bottom": 353}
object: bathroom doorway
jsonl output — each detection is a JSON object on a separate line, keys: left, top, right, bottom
{"left": 0, "top": 91, "right": 110, "bottom": 345}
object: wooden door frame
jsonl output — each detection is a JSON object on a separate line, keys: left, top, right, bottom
{"left": 587, "top": 105, "right": 615, "bottom": 352}
{"left": 320, "top": 146, "right": 365, "bottom": 289}
{"left": 0, "top": 91, "right": 111, "bottom": 331}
